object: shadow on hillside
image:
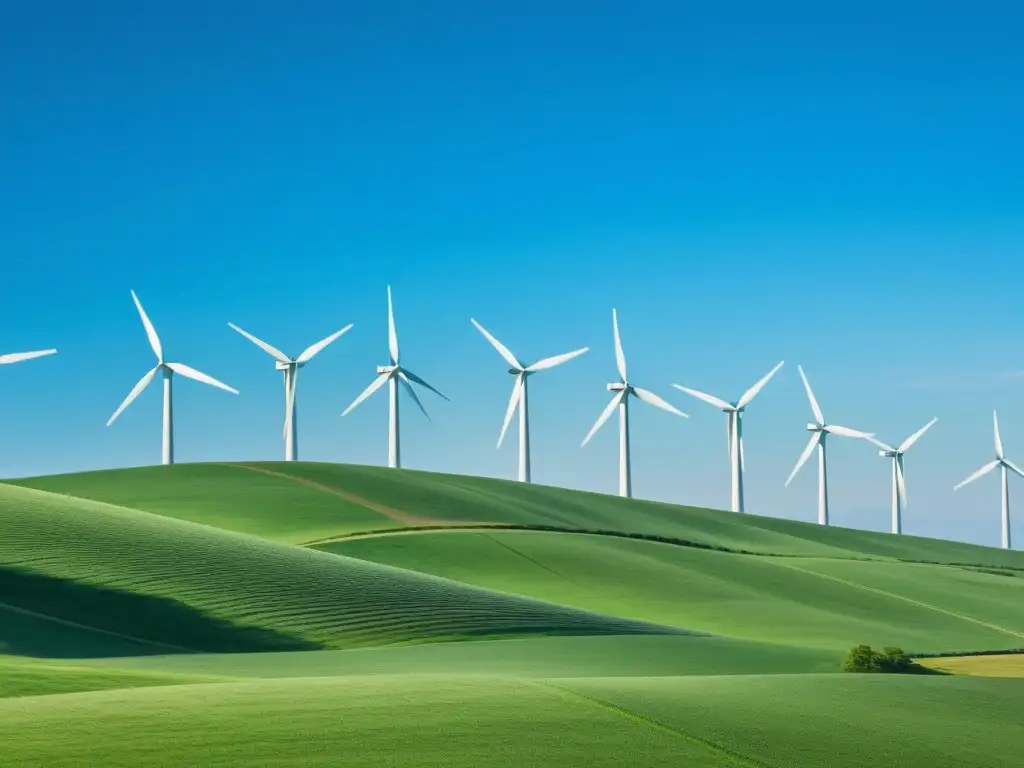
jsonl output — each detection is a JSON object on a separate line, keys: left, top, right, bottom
{"left": 0, "top": 565, "right": 322, "bottom": 659}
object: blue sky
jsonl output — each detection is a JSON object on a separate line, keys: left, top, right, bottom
{"left": 2, "top": 1, "right": 1022, "bottom": 548}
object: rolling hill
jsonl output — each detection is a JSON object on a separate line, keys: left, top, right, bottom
{"left": 2, "top": 461, "right": 1022, "bottom": 766}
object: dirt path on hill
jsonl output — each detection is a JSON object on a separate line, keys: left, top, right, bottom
{"left": 228, "top": 463, "right": 463, "bottom": 528}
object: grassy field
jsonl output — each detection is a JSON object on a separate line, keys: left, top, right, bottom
{"left": 918, "top": 653, "right": 1024, "bottom": 677}
{"left": 2, "top": 461, "right": 1022, "bottom": 765}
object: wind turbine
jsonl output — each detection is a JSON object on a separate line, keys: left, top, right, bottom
{"left": 471, "top": 318, "right": 588, "bottom": 483}
{"left": 107, "top": 290, "right": 239, "bottom": 465}
{"left": 785, "top": 365, "right": 874, "bottom": 525}
{"left": 342, "top": 286, "right": 448, "bottom": 469}
{"left": 228, "top": 321, "right": 354, "bottom": 461}
{"left": 954, "top": 410, "right": 1022, "bottom": 549}
{"left": 581, "top": 308, "right": 687, "bottom": 498}
{"left": 864, "top": 418, "right": 938, "bottom": 535}
{"left": 672, "top": 361, "right": 785, "bottom": 513}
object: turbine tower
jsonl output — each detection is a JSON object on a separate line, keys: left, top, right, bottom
{"left": 471, "top": 318, "right": 588, "bottom": 483}
{"left": 785, "top": 365, "right": 874, "bottom": 525}
{"left": 673, "top": 361, "right": 785, "bottom": 513}
{"left": 581, "top": 309, "right": 687, "bottom": 498}
{"left": 865, "top": 418, "right": 937, "bottom": 535}
{"left": 228, "top": 321, "right": 354, "bottom": 461}
{"left": 954, "top": 410, "right": 1022, "bottom": 549}
{"left": 107, "top": 291, "right": 238, "bottom": 465}
{"left": 342, "top": 286, "right": 448, "bottom": 469}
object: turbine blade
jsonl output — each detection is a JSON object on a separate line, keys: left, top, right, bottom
{"left": 398, "top": 372, "right": 430, "bottom": 422}
{"left": 131, "top": 290, "right": 163, "bottom": 361}
{"left": 825, "top": 424, "right": 874, "bottom": 439}
{"left": 387, "top": 285, "right": 399, "bottom": 365}
{"left": 739, "top": 433, "right": 746, "bottom": 474}
{"left": 994, "top": 410, "right": 1004, "bottom": 459}
{"left": 736, "top": 360, "right": 785, "bottom": 409}
{"left": 896, "top": 458, "right": 907, "bottom": 507}
{"left": 786, "top": 432, "right": 821, "bottom": 487}
{"left": 0, "top": 349, "right": 57, "bottom": 365}
{"left": 497, "top": 374, "right": 523, "bottom": 449}
{"left": 954, "top": 460, "right": 999, "bottom": 490}
{"left": 106, "top": 366, "right": 160, "bottom": 426}
{"left": 227, "top": 322, "right": 290, "bottom": 363}
{"left": 865, "top": 436, "right": 895, "bottom": 451}
{"left": 633, "top": 387, "right": 688, "bottom": 417}
{"left": 611, "top": 309, "right": 627, "bottom": 382}
{"left": 401, "top": 368, "right": 449, "bottom": 402}
{"left": 797, "top": 365, "right": 824, "bottom": 424}
{"left": 1005, "top": 459, "right": 1024, "bottom": 480}
{"left": 671, "top": 384, "right": 732, "bottom": 411}
{"left": 342, "top": 372, "right": 390, "bottom": 417}
{"left": 165, "top": 362, "right": 239, "bottom": 394}
{"left": 297, "top": 324, "right": 354, "bottom": 363}
{"left": 581, "top": 390, "right": 625, "bottom": 448}
{"left": 470, "top": 318, "right": 521, "bottom": 369}
{"left": 897, "top": 417, "right": 937, "bottom": 453}
{"left": 525, "top": 347, "right": 589, "bottom": 372}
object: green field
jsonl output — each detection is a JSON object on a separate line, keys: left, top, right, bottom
{"left": 2, "top": 461, "right": 1022, "bottom": 765}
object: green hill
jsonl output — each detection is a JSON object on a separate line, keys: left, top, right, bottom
{"left": 0, "top": 674, "right": 1021, "bottom": 767}
{"left": 321, "top": 529, "right": 1024, "bottom": 653}
{"left": 15, "top": 462, "right": 1024, "bottom": 569}
{"left": 3, "top": 461, "right": 1022, "bottom": 766}
{"left": 0, "top": 483, "right": 686, "bottom": 658}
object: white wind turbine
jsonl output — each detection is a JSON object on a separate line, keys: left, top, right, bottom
{"left": 581, "top": 309, "right": 687, "bottom": 498}
{"left": 785, "top": 365, "right": 874, "bottom": 525}
{"left": 672, "top": 361, "right": 785, "bottom": 513}
{"left": 107, "top": 290, "right": 239, "bottom": 465}
{"left": 228, "top": 320, "right": 354, "bottom": 461}
{"left": 954, "top": 410, "right": 1022, "bottom": 549}
{"left": 342, "top": 286, "right": 448, "bottom": 469}
{"left": 471, "top": 318, "right": 588, "bottom": 483}
{"left": 864, "top": 417, "right": 937, "bottom": 535}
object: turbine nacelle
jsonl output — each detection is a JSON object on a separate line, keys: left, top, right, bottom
{"left": 275, "top": 360, "right": 305, "bottom": 371}
{"left": 806, "top": 422, "right": 824, "bottom": 432}
{"left": 879, "top": 449, "right": 899, "bottom": 458}
{"left": 377, "top": 365, "right": 398, "bottom": 375}
{"left": 607, "top": 382, "right": 629, "bottom": 392}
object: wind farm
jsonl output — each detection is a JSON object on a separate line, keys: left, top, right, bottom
{"left": 4, "top": 3, "right": 1022, "bottom": 765}
{"left": 3, "top": 288, "right": 1023, "bottom": 768}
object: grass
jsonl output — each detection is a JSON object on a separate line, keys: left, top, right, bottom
{"left": 321, "top": 529, "right": 1024, "bottom": 652}
{"left": 0, "top": 655, "right": 222, "bottom": 699}
{"left": 82, "top": 635, "right": 843, "bottom": 679}
{"left": 0, "top": 482, "right": 684, "bottom": 658}
{"left": 3, "top": 461, "right": 1023, "bottom": 765}
{"left": 918, "top": 653, "right": 1024, "bottom": 677}
{"left": 16, "top": 462, "right": 1024, "bottom": 569}
{"left": 0, "top": 674, "right": 1021, "bottom": 767}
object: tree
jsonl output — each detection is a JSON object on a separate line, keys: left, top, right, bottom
{"left": 842, "top": 645, "right": 931, "bottom": 674}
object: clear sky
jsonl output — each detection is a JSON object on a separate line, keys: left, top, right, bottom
{"left": 2, "top": 1, "right": 1022, "bottom": 548}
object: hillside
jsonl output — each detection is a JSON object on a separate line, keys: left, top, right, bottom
{"left": 3, "top": 461, "right": 1022, "bottom": 766}
{"left": 0, "top": 483, "right": 685, "bottom": 658}
{"left": 15, "top": 461, "right": 1024, "bottom": 568}
{"left": 1, "top": 674, "right": 1022, "bottom": 767}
